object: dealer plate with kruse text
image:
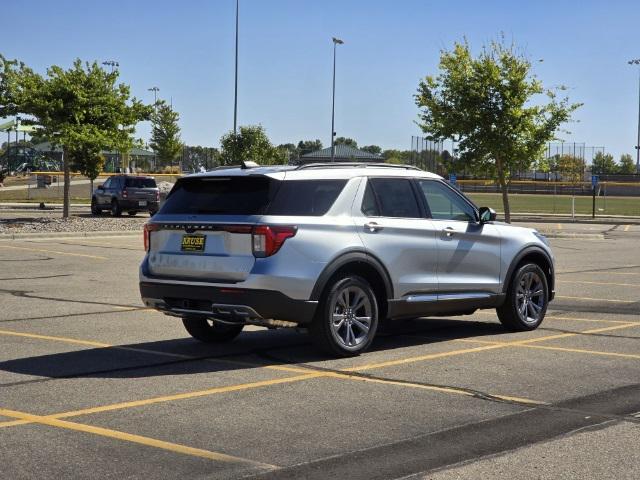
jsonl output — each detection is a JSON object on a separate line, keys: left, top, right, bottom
{"left": 181, "top": 234, "right": 206, "bottom": 252}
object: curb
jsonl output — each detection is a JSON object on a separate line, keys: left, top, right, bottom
{"left": 0, "top": 230, "right": 140, "bottom": 240}
{"left": 510, "top": 214, "right": 640, "bottom": 225}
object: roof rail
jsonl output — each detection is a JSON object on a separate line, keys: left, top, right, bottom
{"left": 295, "top": 162, "right": 422, "bottom": 171}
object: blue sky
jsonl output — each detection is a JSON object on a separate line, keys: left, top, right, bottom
{"left": 2, "top": 0, "right": 640, "bottom": 159}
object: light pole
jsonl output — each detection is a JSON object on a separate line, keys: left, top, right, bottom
{"left": 148, "top": 86, "right": 160, "bottom": 114}
{"left": 233, "top": 0, "right": 239, "bottom": 134}
{"left": 330, "top": 37, "right": 344, "bottom": 162}
{"left": 629, "top": 59, "right": 640, "bottom": 172}
{"left": 148, "top": 87, "right": 160, "bottom": 171}
{"left": 102, "top": 60, "right": 119, "bottom": 73}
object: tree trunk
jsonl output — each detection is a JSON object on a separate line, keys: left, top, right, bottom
{"left": 62, "top": 148, "right": 70, "bottom": 219}
{"left": 496, "top": 156, "right": 511, "bottom": 223}
{"left": 90, "top": 178, "right": 94, "bottom": 203}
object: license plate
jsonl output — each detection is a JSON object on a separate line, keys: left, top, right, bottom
{"left": 181, "top": 234, "right": 206, "bottom": 252}
{"left": 138, "top": 200, "right": 147, "bottom": 207}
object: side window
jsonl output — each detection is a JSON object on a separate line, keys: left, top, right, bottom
{"left": 267, "top": 180, "right": 347, "bottom": 216}
{"left": 367, "top": 178, "right": 420, "bottom": 218}
{"left": 102, "top": 178, "right": 112, "bottom": 189}
{"left": 418, "top": 180, "right": 476, "bottom": 222}
{"left": 361, "top": 182, "right": 379, "bottom": 216}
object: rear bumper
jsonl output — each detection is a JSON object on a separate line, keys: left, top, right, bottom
{"left": 120, "top": 199, "right": 159, "bottom": 211}
{"left": 139, "top": 281, "right": 317, "bottom": 324}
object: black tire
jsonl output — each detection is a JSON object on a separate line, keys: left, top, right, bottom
{"left": 127, "top": 211, "right": 137, "bottom": 216}
{"left": 309, "top": 275, "right": 379, "bottom": 357}
{"left": 90, "top": 197, "right": 101, "bottom": 215}
{"left": 111, "top": 199, "right": 122, "bottom": 217}
{"left": 497, "top": 263, "right": 549, "bottom": 331}
{"left": 182, "top": 317, "right": 244, "bottom": 343}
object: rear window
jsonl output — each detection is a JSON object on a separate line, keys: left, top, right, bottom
{"left": 267, "top": 180, "right": 347, "bottom": 216}
{"left": 125, "top": 177, "right": 157, "bottom": 188}
{"left": 161, "top": 176, "right": 274, "bottom": 215}
{"left": 160, "top": 176, "right": 346, "bottom": 216}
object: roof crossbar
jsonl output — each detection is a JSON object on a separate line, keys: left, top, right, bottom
{"left": 295, "top": 162, "right": 421, "bottom": 171}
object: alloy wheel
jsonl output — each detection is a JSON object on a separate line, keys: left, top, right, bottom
{"left": 516, "top": 271, "right": 545, "bottom": 324}
{"left": 330, "top": 285, "right": 373, "bottom": 348}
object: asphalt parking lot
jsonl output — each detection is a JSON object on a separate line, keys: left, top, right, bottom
{"left": 0, "top": 224, "right": 638, "bottom": 479}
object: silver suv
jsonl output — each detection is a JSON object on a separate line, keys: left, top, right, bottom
{"left": 139, "top": 163, "right": 555, "bottom": 356}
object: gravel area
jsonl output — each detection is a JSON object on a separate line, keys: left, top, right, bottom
{"left": 0, "top": 214, "right": 147, "bottom": 235}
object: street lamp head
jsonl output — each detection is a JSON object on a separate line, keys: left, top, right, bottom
{"left": 332, "top": 37, "right": 344, "bottom": 45}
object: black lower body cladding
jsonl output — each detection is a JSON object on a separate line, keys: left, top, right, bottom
{"left": 139, "top": 282, "right": 317, "bottom": 324}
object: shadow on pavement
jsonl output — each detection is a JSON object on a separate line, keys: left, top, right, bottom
{"left": 0, "top": 318, "right": 507, "bottom": 382}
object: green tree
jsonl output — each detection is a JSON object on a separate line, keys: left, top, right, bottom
{"left": 382, "top": 149, "right": 412, "bottom": 164}
{"left": 619, "top": 153, "right": 637, "bottom": 174}
{"left": 149, "top": 101, "right": 183, "bottom": 168}
{"left": 277, "top": 143, "right": 299, "bottom": 163}
{"left": 591, "top": 151, "right": 617, "bottom": 175}
{"left": 415, "top": 37, "right": 580, "bottom": 222}
{"left": 220, "top": 125, "right": 284, "bottom": 165}
{"left": 334, "top": 137, "right": 357, "bottom": 148}
{"left": 12, "top": 59, "right": 150, "bottom": 217}
{"left": 297, "top": 139, "right": 323, "bottom": 156}
{"left": 182, "top": 145, "right": 220, "bottom": 172}
{"left": 68, "top": 143, "right": 105, "bottom": 195}
{"left": 557, "top": 154, "right": 584, "bottom": 186}
{"left": 0, "top": 54, "right": 23, "bottom": 118}
{"left": 361, "top": 145, "right": 382, "bottom": 155}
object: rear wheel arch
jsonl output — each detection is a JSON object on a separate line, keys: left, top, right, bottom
{"left": 310, "top": 251, "right": 393, "bottom": 319}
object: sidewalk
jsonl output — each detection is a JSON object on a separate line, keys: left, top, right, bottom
{"left": 0, "top": 179, "right": 92, "bottom": 191}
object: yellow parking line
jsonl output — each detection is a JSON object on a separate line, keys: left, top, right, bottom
{"left": 0, "top": 244, "right": 107, "bottom": 260}
{"left": 0, "top": 373, "right": 323, "bottom": 431}
{"left": 557, "top": 223, "right": 562, "bottom": 230}
{"left": 558, "top": 270, "right": 640, "bottom": 276}
{"left": 0, "top": 328, "right": 312, "bottom": 376}
{"left": 624, "top": 224, "right": 631, "bottom": 232}
{"left": 556, "top": 295, "right": 637, "bottom": 303}
{"left": 476, "top": 310, "right": 632, "bottom": 325}
{"left": 518, "top": 344, "right": 640, "bottom": 360}
{"left": 557, "top": 280, "right": 640, "bottom": 287}
{"left": 2, "top": 323, "right": 637, "bottom": 432}
{"left": 511, "top": 323, "right": 640, "bottom": 343}
{"left": 0, "top": 407, "right": 276, "bottom": 469}
{"left": 0, "top": 329, "right": 111, "bottom": 348}
{"left": 346, "top": 344, "right": 507, "bottom": 371}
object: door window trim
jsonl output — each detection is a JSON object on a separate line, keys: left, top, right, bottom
{"left": 416, "top": 179, "right": 479, "bottom": 223}
{"left": 360, "top": 176, "right": 425, "bottom": 219}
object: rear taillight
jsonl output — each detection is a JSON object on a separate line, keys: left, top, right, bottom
{"left": 252, "top": 225, "right": 297, "bottom": 258}
{"left": 122, "top": 188, "right": 128, "bottom": 199}
{"left": 155, "top": 190, "right": 160, "bottom": 201}
{"left": 144, "top": 223, "right": 159, "bottom": 251}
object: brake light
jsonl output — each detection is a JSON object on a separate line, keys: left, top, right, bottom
{"left": 155, "top": 190, "right": 160, "bottom": 201}
{"left": 144, "top": 223, "right": 159, "bottom": 251}
{"left": 122, "top": 188, "right": 128, "bottom": 199}
{"left": 252, "top": 225, "right": 297, "bottom": 257}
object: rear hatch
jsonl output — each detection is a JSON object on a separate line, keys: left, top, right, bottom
{"left": 125, "top": 177, "right": 158, "bottom": 207}
{"left": 146, "top": 175, "right": 275, "bottom": 282}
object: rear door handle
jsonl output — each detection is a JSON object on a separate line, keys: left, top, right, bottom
{"left": 365, "top": 222, "right": 383, "bottom": 232}
{"left": 444, "top": 227, "right": 455, "bottom": 237}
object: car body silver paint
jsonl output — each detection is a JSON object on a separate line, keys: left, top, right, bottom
{"left": 140, "top": 166, "right": 554, "bottom": 317}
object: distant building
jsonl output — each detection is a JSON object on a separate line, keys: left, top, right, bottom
{"left": 299, "top": 145, "right": 383, "bottom": 164}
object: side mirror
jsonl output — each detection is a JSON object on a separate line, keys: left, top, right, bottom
{"left": 96, "top": 184, "right": 104, "bottom": 190}
{"left": 478, "top": 206, "right": 497, "bottom": 223}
